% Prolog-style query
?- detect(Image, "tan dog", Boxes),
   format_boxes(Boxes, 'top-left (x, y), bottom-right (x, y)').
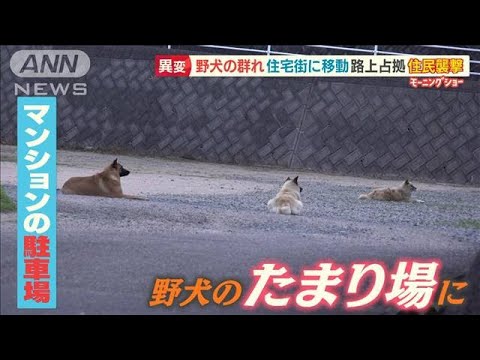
top-left (359, 179), bottom-right (424, 203)
top-left (267, 176), bottom-right (303, 215)
top-left (61, 159), bottom-right (146, 200)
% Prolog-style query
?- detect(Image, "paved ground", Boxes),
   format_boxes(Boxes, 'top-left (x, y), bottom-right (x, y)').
top-left (1, 144), bottom-right (479, 314)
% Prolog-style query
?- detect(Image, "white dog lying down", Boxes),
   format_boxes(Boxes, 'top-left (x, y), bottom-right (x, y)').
top-left (267, 176), bottom-right (303, 215)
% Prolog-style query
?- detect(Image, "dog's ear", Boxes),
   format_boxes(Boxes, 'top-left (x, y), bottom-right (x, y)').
top-left (285, 177), bottom-right (291, 182)
top-left (404, 179), bottom-right (409, 184)
top-left (112, 158), bottom-right (118, 167)
top-left (293, 176), bottom-right (299, 184)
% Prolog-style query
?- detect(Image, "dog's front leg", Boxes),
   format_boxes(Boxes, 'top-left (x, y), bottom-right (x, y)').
top-left (411, 199), bottom-right (425, 204)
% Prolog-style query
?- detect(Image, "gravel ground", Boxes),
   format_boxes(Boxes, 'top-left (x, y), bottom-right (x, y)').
top-left (1, 145), bottom-right (479, 314)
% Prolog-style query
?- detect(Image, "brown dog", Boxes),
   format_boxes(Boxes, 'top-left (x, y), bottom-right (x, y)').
top-left (358, 179), bottom-right (424, 203)
top-left (61, 159), bottom-right (146, 200)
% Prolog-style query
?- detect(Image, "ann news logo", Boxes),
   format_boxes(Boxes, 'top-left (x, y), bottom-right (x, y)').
top-left (10, 50), bottom-right (90, 96)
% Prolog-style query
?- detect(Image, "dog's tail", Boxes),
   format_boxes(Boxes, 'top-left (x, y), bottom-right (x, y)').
top-left (277, 205), bottom-right (292, 215)
top-left (358, 194), bottom-right (369, 200)
top-left (123, 194), bottom-right (148, 201)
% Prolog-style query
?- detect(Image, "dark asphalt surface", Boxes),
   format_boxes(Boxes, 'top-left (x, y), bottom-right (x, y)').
top-left (1, 179), bottom-right (479, 315)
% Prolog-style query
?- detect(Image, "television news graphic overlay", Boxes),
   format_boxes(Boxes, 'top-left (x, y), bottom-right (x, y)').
top-left (155, 55), bottom-right (470, 78)
top-left (17, 97), bottom-right (57, 308)
top-left (10, 50), bottom-right (89, 96)
top-left (147, 259), bottom-right (465, 312)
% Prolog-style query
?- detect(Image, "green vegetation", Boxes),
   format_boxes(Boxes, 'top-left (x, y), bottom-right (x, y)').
top-left (456, 219), bottom-right (480, 229)
top-left (0, 184), bottom-right (16, 212)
